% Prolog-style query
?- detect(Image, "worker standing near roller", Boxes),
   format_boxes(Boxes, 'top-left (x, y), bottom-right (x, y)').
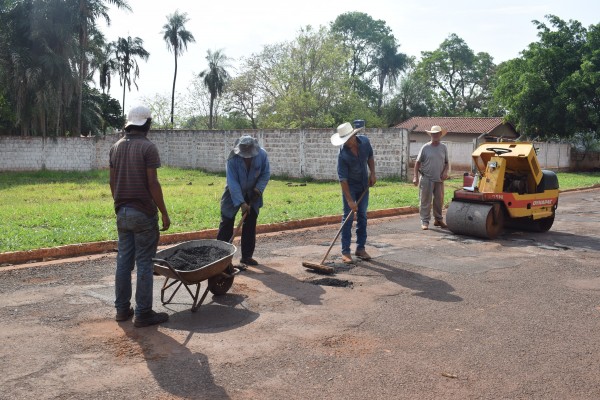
top-left (217, 135), bottom-right (270, 266)
top-left (331, 122), bottom-right (377, 264)
top-left (413, 125), bottom-right (449, 230)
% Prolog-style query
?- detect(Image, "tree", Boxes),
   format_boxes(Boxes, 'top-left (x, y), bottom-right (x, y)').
top-left (330, 11), bottom-right (397, 105)
top-left (224, 69), bottom-right (261, 129)
top-left (494, 15), bottom-right (588, 138)
top-left (114, 36), bottom-right (149, 115)
top-left (96, 42), bottom-right (116, 94)
top-left (0, 0), bottom-right (79, 136)
top-left (162, 10), bottom-right (195, 128)
top-left (199, 49), bottom-right (231, 129)
top-left (375, 37), bottom-right (408, 116)
top-left (73, 0), bottom-right (130, 134)
top-left (418, 34), bottom-right (496, 116)
top-left (385, 63), bottom-right (432, 124)
top-left (141, 92), bottom-right (183, 129)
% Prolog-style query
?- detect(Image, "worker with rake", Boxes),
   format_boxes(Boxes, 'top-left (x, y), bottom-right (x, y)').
top-left (331, 122), bottom-right (377, 264)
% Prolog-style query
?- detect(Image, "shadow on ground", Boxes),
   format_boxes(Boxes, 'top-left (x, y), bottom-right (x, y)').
top-left (120, 325), bottom-right (230, 399)
top-left (361, 259), bottom-right (463, 302)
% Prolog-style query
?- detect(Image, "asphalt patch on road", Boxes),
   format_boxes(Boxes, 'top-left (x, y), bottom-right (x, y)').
top-left (308, 278), bottom-right (353, 288)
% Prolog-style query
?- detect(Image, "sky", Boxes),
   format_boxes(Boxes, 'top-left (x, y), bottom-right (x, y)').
top-left (98, 0), bottom-right (600, 111)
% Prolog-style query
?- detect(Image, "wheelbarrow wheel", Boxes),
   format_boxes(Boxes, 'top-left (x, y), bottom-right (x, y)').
top-left (208, 265), bottom-right (235, 296)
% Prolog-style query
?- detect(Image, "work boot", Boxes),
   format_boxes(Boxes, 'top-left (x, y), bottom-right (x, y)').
top-left (355, 249), bottom-right (372, 260)
top-left (115, 307), bottom-right (134, 322)
top-left (341, 253), bottom-right (353, 264)
top-left (421, 224), bottom-right (429, 230)
top-left (240, 257), bottom-right (258, 266)
top-left (133, 310), bottom-right (169, 328)
top-left (434, 220), bottom-right (448, 229)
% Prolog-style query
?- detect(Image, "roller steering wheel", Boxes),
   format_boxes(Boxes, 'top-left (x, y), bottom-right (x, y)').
top-left (486, 147), bottom-right (512, 156)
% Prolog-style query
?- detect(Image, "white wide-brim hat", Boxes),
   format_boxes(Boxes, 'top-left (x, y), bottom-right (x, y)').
top-left (425, 125), bottom-right (447, 137)
top-left (330, 122), bottom-right (364, 146)
top-left (124, 105), bottom-right (152, 128)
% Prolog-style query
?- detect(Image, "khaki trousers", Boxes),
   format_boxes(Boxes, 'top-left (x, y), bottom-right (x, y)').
top-left (418, 176), bottom-right (444, 225)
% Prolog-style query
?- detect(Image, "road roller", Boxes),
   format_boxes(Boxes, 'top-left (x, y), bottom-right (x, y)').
top-left (446, 142), bottom-right (559, 239)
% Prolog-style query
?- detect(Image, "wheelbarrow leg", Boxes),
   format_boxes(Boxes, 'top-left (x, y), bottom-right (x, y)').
top-left (191, 285), bottom-right (211, 313)
top-left (161, 277), bottom-right (184, 305)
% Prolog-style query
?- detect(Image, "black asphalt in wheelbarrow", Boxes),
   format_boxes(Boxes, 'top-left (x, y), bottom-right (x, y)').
top-left (153, 239), bottom-right (238, 312)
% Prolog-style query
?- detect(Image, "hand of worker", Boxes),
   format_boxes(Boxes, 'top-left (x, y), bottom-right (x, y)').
top-left (160, 214), bottom-right (171, 231)
top-left (369, 174), bottom-right (377, 187)
top-left (412, 176), bottom-right (419, 186)
top-left (441, 172), bottom-right (449, 181)
top-left (349, 200), bottom-right (358, 213)
top-left (252, 187), bottom-right (262, 201)
top-left (240, 202), bottom-right (250, 215)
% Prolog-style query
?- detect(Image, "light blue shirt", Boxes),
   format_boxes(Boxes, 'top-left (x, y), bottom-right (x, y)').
top-left (220, 148), bottom-right (270, 219)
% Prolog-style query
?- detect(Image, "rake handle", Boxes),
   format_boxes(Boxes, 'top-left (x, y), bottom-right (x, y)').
top-left (319, 189), bottom-right (368, 265)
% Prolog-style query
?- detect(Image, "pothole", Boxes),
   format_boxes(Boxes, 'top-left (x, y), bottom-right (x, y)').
top-left (309, 278), bottom-right (353, 288)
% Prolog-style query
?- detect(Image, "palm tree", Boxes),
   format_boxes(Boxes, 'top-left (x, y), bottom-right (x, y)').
top-left (114, 36), bottom-right (149, 115)
top-left (376, 38), bottom-right (408, 116)
top-left (96, 42), bottom-right (116, 94)
top-left (73, 0), bottom-right (131, 134)
top-left (199, 49), bottom-right (231, 129)
top-left (162, 10), bottom-right (195, 128)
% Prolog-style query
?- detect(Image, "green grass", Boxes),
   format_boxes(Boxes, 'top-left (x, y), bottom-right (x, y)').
top-left (1, 168), bottom-right (599, 252)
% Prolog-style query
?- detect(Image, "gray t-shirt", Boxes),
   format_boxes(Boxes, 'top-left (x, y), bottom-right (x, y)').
top-left (416, 142), bottom-right (448, 182)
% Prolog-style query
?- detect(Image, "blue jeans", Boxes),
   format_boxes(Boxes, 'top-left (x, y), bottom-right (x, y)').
top-left (114, 207), bottom-right (159, 316)
top-left (341, 189), bottom-right (369, 255)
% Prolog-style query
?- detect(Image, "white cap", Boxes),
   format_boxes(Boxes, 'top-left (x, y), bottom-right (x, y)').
top-left (124, 105), bottom-right (151, 128)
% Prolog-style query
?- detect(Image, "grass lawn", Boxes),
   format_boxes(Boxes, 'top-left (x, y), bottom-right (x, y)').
top-left (1, 168), bottom-right (599, 252)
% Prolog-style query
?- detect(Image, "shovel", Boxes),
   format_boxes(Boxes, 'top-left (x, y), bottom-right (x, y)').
top-left (302, 190), bottom-right (368, 274)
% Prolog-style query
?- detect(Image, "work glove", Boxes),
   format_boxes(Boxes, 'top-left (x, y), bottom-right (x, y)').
top-left (252, 187), bottom-right (262, 201)
top-left (240, 202), bottom-right (251, 215)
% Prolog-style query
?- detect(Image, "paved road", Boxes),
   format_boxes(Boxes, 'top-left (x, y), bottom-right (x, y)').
top-left (1, 189), bottom-right (599, 399)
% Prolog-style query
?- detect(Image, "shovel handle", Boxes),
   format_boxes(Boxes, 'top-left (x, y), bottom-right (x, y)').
top-left (319, 189), bottom-right (368, 265)
top-left (229, 206), bottom-right (250, 244)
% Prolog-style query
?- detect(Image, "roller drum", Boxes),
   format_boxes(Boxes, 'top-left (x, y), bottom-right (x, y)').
top-left (446, 201), bottom-right (504, 239)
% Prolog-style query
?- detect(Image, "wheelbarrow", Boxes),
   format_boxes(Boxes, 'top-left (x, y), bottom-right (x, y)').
top-left (153, 239), bottom-right (238, 312)
top-left (152, 205), bottom-right (252, 312)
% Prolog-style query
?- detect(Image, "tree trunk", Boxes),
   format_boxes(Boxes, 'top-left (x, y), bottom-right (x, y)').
top-left (171, 51), bottom-right (178, 128)
top-left (209, 96), bottom-right (214, 129)
top-left (377, 74), bottom-right (385, 116)
top-left (122, 84), bottom-right (126, 118)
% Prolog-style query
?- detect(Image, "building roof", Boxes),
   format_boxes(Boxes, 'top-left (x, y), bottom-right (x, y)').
top-left (395, 117), bottom-right (518, 136)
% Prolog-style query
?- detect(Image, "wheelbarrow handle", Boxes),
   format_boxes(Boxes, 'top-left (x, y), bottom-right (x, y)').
top-left (153, 258), bottom-right (186, 283)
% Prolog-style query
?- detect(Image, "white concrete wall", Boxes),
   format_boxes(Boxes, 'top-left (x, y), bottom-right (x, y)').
top-left (0, 128), bottom-right (410, 180)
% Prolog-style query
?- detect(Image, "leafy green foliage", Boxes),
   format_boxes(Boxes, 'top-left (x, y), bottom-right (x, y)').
top-left (417, 34), bottom-right (496, 116)
top-left (494, 15), bottom-right (594, 139)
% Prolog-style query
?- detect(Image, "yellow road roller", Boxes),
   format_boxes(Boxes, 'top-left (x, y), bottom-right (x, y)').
top-left (446, 142), bottom-right (559, 239)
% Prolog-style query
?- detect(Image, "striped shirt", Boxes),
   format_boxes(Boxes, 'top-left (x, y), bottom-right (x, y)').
top-left (109, 133), bottom-right (161, 216)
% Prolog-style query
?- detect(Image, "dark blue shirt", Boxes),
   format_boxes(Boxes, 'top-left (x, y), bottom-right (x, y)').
top-left (337, 135), bottom-right (374, 192)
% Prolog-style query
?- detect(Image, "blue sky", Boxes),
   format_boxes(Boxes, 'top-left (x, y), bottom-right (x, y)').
top-left (100, 0), bottom-right (600, 109)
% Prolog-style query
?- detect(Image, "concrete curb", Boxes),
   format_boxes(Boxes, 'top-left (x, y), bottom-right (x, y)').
top-left (0, 206), bottom-right (418, 266)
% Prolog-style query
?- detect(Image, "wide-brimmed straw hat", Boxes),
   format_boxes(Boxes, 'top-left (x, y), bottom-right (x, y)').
top-left (124, 105), bottom-right (152, 128)
top-left (232, 135), bottom-right (260, 158)
top-left (425, 125), bottom-right (447, 137)
top-left (330, 122), bottom-right (364, 146)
